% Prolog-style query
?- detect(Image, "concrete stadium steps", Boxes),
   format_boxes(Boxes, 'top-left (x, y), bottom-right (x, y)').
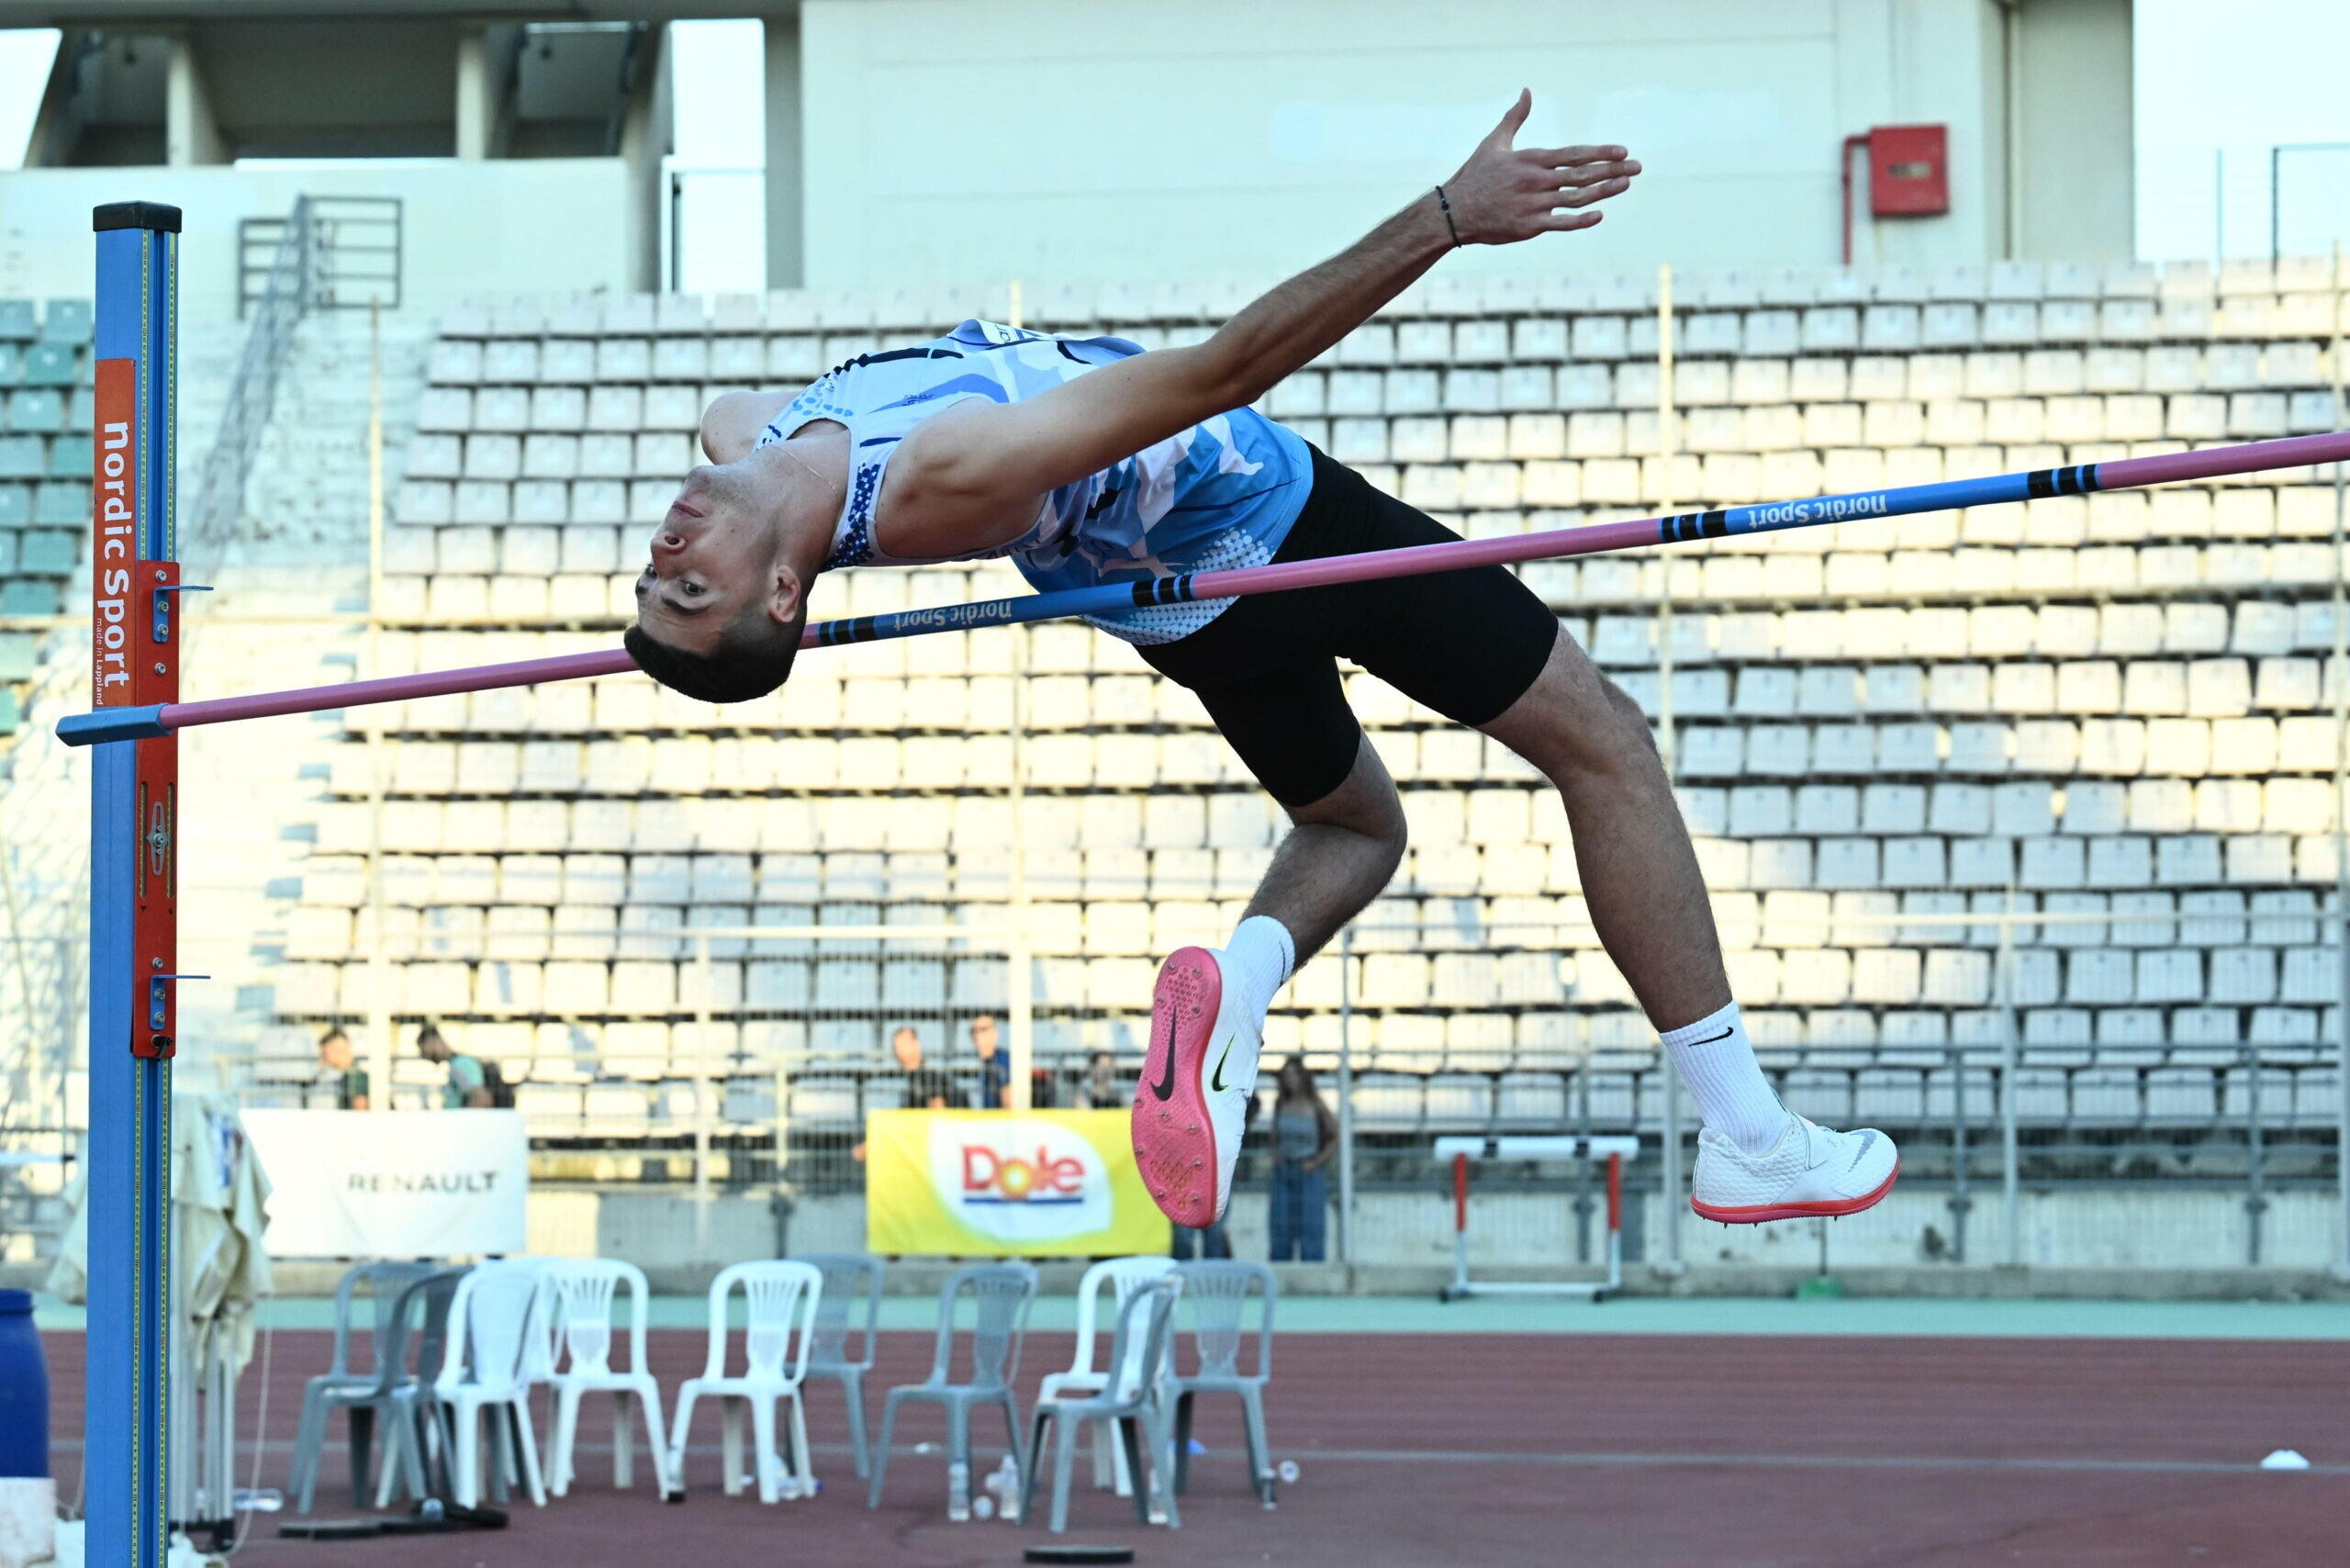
top-left (32, 260), bottom-right (2350, 1147)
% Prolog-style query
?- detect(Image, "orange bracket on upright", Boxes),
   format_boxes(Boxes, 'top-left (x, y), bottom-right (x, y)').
top-left (129, 561), bottom-right (179, 1058)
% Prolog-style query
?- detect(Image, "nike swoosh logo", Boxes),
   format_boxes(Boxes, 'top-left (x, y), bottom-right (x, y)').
top-left (1210, 1036), bottom-right (1235, 1094)
top-left (1686, 1026), bottom-right (1735, 1047)
top-left (1149, 1035), bottom-right (1180, 1101)
top-left (1847, 1130), bottom-right (1877, 1170)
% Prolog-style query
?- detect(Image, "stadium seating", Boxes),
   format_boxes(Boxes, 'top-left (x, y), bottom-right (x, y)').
top-left (223, 261), bottom-right (2350, 1143)
top-left (0, 299), bottom-right (96, 735)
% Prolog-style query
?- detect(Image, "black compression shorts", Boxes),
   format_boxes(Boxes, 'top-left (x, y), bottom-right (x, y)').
top-left (1137, 444), bottom-right (1561, 808)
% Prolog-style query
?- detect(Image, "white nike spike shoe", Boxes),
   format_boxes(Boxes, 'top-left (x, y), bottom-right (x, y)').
top-left (1690, 1115), bottom-right (1900, 1224)
top-left (1132, 946), bottom-right (1263, 1226)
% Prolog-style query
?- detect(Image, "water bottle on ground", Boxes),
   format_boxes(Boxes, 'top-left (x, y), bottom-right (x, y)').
top-left (992, 1453), bottom-right (1023, 1521)
top-left (947, 1457), bottom-right (970, 1522)
top-left (232, 1488), bottom-right (284, 1513)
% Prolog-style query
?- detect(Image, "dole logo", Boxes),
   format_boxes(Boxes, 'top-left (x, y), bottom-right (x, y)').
top-left (961, 1144), bottom-right (1085, 1204)
top-left (927, 1117), bottom-right (1111, 1245)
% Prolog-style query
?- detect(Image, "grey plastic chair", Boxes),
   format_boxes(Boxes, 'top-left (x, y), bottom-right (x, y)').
top-left (799, 1253), bottom-right (884, 1478)
top-left (287, 1262), bottom-right (439, 1512)
top-left (1168, 1260), bottom-right (1279, 1507)
top-left (1023, 1273), bottom-right (1184, 1534)
top-left (866, 1262), bottom-right (1036, 1516)
top-left (367, 1269), bottom-right (472, 1507)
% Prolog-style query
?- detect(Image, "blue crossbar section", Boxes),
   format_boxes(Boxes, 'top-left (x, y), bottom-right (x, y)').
top-left (806, 462), bottom-right (2106, 651)
top-left (1652, 461), bottom-right (2099, 543)
top-left (808, 579), bottom-right (1150, 647)
top-left (87, 207), bottom-right (175, 1568)
top-left (57, 706), bottom-right (168, 744)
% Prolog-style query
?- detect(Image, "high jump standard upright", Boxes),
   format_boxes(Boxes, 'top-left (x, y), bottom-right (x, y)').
top-left (85, 198), bottom-right (186, 1568)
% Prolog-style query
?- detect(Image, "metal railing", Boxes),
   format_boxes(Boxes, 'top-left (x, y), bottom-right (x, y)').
top-left (187, 196), bottom-right (403, 575)
top-left (2272, 142), bottom-right (2350, 263)
top-left (1326, 907), bottom-right (2350, 1273)
top-left (161, 901), bottom-right (2350, 1274)
top-left (0, 934), bottom-right (87, 1261)
top-left (235, 196), bottom-right (403, 318)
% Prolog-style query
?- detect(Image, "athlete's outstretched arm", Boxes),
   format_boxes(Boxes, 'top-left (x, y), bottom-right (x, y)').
top-left (884, 90), bottom-right (1638, 556)
top-left (699, 390), bottom-right (796, 462)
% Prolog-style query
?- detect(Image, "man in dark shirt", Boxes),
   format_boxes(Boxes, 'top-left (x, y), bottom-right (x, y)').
top-left (893, 1025), bottom-right (953, 1109)
top-left (319, 1026), bottom-right (369, 1110)
top-left (419, 1023), bottom-right (492, 1109)
top-left (969, 1014), bottom-right (1009, 1109)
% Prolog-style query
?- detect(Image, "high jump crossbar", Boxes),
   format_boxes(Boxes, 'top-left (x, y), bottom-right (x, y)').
top-left (54, 426), bottom-right (2350, 748)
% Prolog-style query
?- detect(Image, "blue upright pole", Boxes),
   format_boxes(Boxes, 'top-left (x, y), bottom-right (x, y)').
top-left (86, 199), bottom-right (182, 1568)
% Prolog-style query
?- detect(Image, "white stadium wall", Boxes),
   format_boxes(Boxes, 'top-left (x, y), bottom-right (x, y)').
top-left (795, 0), bottom-right (2059, 292)
top-left (0, 158), bottom-right (643, 321)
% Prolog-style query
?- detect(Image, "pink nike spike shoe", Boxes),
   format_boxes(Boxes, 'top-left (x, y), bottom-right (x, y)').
top-left (1133, 946), bottom-right (1260, 1226)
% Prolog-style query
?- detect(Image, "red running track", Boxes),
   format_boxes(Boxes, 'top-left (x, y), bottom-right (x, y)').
top-left (42, 1327), bottom-right (2350, 1567)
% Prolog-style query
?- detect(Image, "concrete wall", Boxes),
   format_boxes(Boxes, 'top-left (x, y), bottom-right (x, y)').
top-left (515, 1183), bottom-right (2342, 1283)
top-left (2012, 0), bottom-right (2132, 262)
top-left (791, 0), bottom-right (2036, 290)
top-left (0, 158), bottom-right (645, 321)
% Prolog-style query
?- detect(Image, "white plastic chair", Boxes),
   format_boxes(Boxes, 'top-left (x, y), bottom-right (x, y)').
top-left (1168, 1261), bottom-right (1279, 1508)
top-left (431, 1260), bottom-right (550, 1509)
top-left (1023, 1275), bottom-right (1185, 1534)
top-left (541, 1260), bottom-right (674, 1499)
top-left (1037, 1256), bottom-right (1177, 1495)
top-left (667, 1261), bottom-right (823, 1504)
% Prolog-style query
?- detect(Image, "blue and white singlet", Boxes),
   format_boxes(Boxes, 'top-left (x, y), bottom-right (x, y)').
top-left (755, 319), bottom-right (1313, 644)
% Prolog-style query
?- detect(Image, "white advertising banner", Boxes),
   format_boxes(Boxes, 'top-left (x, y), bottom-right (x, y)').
top-left (238, 1110), bottom-right (529, 1258)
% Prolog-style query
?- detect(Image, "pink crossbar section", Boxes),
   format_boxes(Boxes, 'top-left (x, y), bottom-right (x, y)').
top-left (2095, 431), bottom-right (2350, 488)
top-left (1189, 514), bottom-right (1659, 599)
top-left (157, 646), bottom-right (641, 731)
top-left (140, 427), bottom-right (2350, 735)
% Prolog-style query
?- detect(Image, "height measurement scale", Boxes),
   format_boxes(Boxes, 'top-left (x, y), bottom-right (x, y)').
top-left (87, 198), bottom-right (188, 1568)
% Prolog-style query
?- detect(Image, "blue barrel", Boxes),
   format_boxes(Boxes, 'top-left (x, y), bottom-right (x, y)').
top-left (0, 1289), bottom-right (49, 1478)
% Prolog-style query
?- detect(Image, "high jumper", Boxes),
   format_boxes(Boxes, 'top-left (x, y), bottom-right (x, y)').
top-left (621, 92), bottom-right (1892, 1228)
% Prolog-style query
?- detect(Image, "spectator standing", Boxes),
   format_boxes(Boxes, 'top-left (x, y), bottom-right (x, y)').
top-left (319, 1026), bottom-right (369, 1110)
top-left (1268, 1055), bottom-right (1337, 1262)
top-left (1076, 1049), bottom-right (1120, 1110)
top-left (893, 1025), bottom-right (954, 1109)
top-left (418, 1024), bottom-right (492, 1109)
top-left (969, 1014), bottom-right (1009, 1109)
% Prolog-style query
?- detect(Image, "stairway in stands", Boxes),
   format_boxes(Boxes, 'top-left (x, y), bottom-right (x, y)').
top-left (2, 306), bottom-right (434, 1115)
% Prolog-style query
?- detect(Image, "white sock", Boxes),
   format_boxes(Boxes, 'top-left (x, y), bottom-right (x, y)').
top-left (1658, 1002), bottom-right (1791, 1155)
top-left (1219, 915), bottom-right (1295, 1022)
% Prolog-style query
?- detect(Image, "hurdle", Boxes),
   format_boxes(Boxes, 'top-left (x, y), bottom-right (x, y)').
top-left (1435, 1136), bottom-right (1639, 1303)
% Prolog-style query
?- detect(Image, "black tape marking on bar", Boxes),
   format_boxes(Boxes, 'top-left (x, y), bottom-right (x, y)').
top-left (2026, 463), bottom-right (2100, 498)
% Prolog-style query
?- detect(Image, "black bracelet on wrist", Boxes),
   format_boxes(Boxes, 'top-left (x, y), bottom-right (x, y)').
top-left (1434, 184), bottom-right (1463, 247)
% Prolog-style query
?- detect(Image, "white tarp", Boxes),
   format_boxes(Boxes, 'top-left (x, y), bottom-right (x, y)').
top-left (47, 1093), bottom-right (274, 1366)
top-left (237, 1110), bottom-right (528, 1258)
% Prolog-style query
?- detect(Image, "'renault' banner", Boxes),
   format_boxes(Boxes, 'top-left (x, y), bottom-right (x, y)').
top-left (865, 1110), bottom-right (1171, 1257)
top-left (239, 1109), bottom-right (530, 1257)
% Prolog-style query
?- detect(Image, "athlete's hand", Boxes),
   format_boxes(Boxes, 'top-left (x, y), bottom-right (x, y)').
top-left (1438, 89), bottom-right (1639, 245)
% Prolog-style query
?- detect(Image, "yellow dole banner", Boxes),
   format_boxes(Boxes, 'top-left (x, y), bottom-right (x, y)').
top-left (865, 1109), bottom-right (1172, 1257)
